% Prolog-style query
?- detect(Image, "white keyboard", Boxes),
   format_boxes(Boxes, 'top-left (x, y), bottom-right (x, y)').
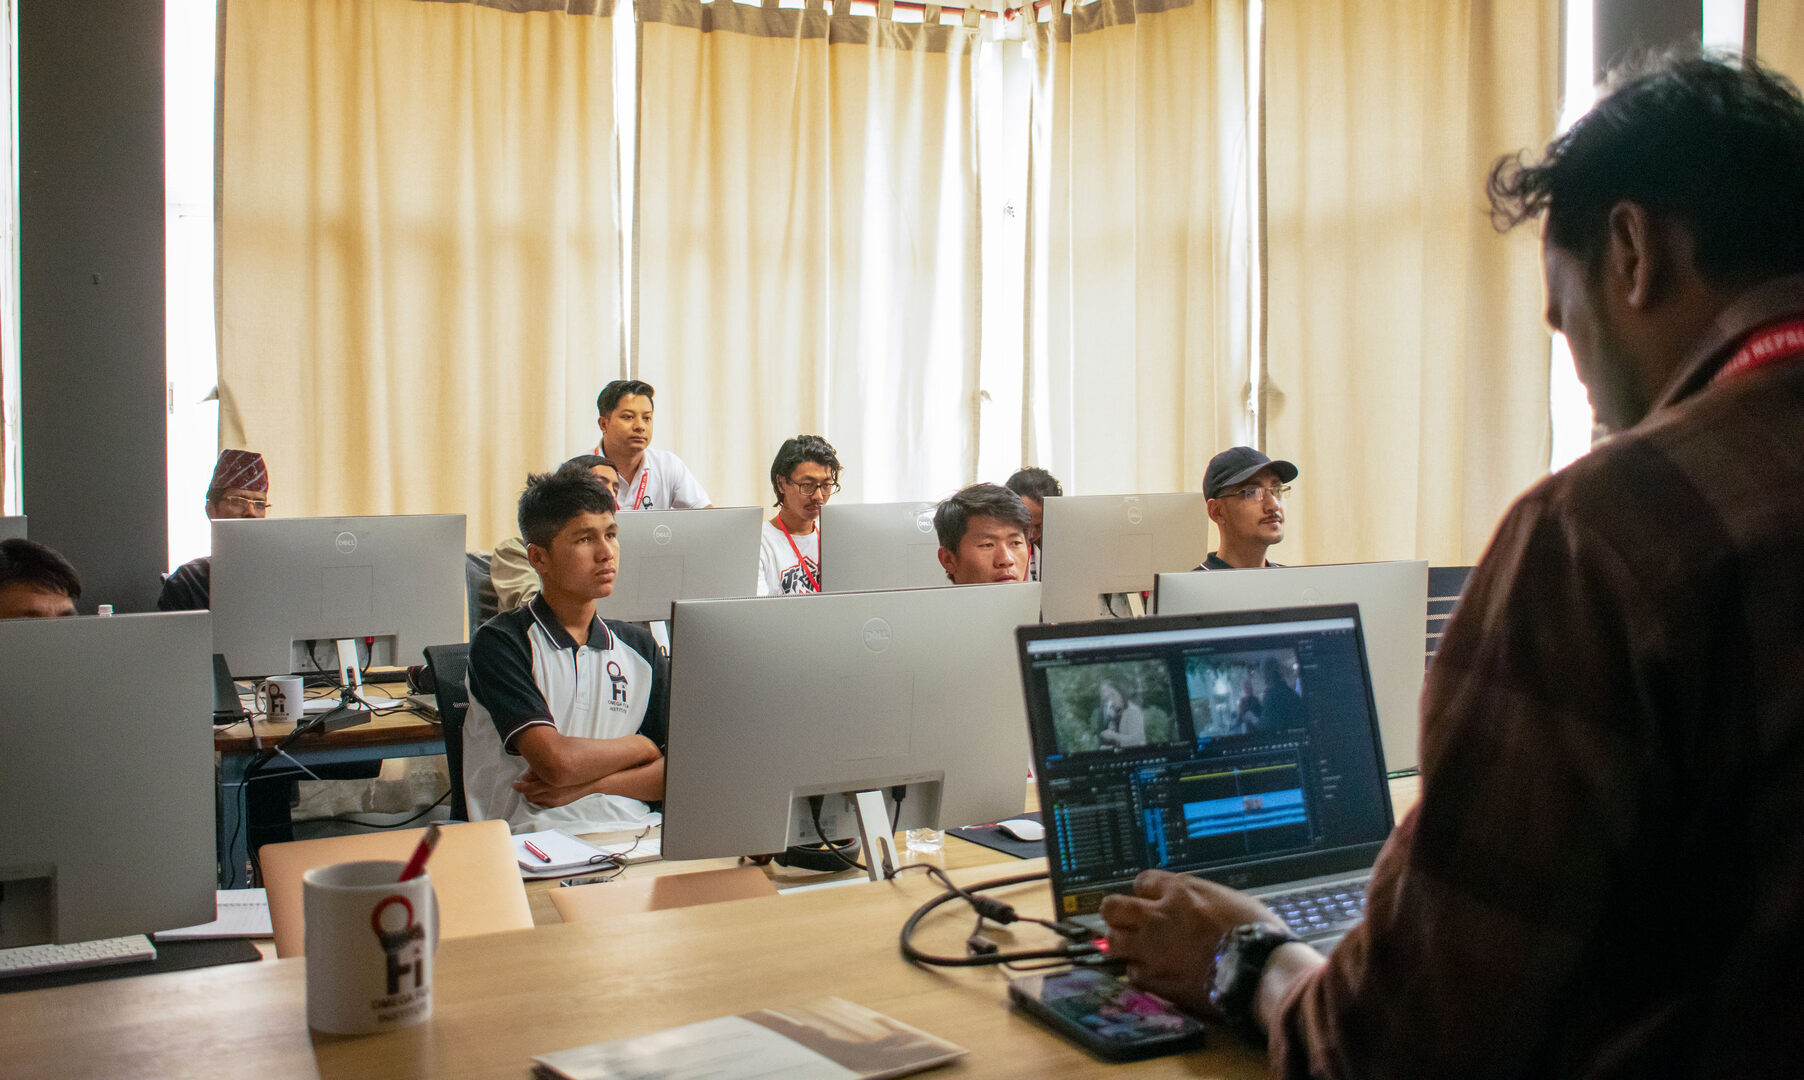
top-left (0, 934), bottom-right (158, 979)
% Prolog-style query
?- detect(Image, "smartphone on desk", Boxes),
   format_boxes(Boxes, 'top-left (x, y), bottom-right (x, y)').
top-left (1008, 967), bottom-right (1208, 1062)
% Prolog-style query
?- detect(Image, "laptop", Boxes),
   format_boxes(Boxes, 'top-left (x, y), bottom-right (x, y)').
top-left (1016, 604), bottom-right (1395, 949)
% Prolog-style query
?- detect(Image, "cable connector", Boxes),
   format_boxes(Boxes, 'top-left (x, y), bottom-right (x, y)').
top-left (965, 934), bottom-right (1000, 957)
top-left (969, 895), bottom-right (1020, 925)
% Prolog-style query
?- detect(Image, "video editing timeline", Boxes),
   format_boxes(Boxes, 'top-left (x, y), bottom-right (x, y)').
top-left (1027, 614), bottom-right (1392, 910)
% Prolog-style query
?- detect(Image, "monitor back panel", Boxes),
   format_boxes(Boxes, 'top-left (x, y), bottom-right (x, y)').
top-left (592, 507), bottom-right (762, 623)
top-left (0, 612), bottom-right (215, 943)
top-left (0, 515), bottom-right (24, 540)
top-left (211, 514), bottom-right (466, 678)
top-left (819, 501), bottom-right (953, 592)
top-left (661, 583), bottom-right (1043, 859)
top-left (1155, 560), bottom-right (1428, 774)
top-left (1038, 494), bottom-right (1209, 623)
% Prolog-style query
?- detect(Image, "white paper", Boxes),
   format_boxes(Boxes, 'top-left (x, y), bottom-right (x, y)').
top-left (536, 1016), bottom-right (858, 1080)
top-left (154, 889), bottom-right (272, 940)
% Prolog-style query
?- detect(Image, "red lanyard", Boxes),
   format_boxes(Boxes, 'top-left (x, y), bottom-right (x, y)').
top-left (629, 468), bottom-right (651, 511)
top-left (777, 518), bottom-right (820, 592)
top-left (1713, 317), bottom-right (1804, 385)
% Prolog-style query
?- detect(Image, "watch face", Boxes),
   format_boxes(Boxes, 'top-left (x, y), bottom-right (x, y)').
top-left (1210, 927), bottom-right (1246, 1001)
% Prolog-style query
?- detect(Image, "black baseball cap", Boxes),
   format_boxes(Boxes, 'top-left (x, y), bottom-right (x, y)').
top-left (1204, 446), bottom-right (1298, 499)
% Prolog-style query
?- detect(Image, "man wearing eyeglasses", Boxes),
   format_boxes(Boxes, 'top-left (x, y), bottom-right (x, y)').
top-left (1197, 446), bottom-right (1298, 571)
top-left (757, 435), bottom-right (841, 595)
top-left (158, 448), bottom-right (271, 611)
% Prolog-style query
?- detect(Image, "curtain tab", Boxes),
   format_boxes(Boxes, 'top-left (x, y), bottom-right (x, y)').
top-left (878, 0), bottom-right (894, 19)
top-left (962, 3), bottom-right (979, 28)
top-left (804, 0), bottom-right (825, 11)
top-left (763, 0), bottom-right (780, 10)
top-left (925, 2), bottom-right (942, 24)
top-left (832, 0), bottom-right (850, 14)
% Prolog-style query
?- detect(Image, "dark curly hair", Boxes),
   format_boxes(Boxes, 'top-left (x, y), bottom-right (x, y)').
top-left (1487, 50), bottom-right (1804, 286)
top-left (769, 435), bottom-right (842, 507)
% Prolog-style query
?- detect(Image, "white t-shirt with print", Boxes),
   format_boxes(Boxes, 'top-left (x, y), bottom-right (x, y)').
top-left (757, 519), bottom-right (821, 596)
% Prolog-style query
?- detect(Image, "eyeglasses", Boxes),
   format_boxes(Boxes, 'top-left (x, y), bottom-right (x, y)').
top-left (1226, 484), bottom-right (1290, 502)
top-left (218, 495), bottom-right (271, 513)
top-left (787, 479), bottom-right (841, 498)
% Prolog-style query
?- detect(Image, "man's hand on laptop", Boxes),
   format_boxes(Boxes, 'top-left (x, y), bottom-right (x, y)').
top-left (1100, 870), bottom-right (1293, 1018)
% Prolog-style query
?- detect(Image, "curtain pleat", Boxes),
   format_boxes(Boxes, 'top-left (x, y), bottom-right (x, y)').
top-left (1262, 0), bottom-right (1560, 565)
top-left (634, 0), bottom-right (981, 506)
top-left (220, 0), bottom-right (621, 550)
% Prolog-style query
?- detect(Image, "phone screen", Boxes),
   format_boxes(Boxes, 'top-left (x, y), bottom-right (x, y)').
top-left (1010, 968), bottom-right (1206, 1053)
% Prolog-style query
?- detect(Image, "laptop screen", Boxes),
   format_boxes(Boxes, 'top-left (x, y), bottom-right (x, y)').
top-left (1017, 605), bottom-right (1394, 918)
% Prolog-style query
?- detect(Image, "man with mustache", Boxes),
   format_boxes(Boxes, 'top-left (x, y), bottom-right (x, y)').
top-left (1198, 447), bottom-right (1297, 570)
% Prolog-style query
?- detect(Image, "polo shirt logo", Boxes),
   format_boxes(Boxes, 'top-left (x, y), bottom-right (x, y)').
top-left (606, 659), bottom-right (630, 710)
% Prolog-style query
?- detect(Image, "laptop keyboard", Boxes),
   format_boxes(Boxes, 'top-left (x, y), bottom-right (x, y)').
top-left (1269, 880), bottom-right (1368, 939)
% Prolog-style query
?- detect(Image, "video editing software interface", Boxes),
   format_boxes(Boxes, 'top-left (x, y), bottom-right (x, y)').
top-left (1022, 612), bottom-right (1392, 915)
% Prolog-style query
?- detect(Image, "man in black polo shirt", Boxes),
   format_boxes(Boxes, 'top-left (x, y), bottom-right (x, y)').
top-left (1198, 446), bottom-right (1298, 570)
top-left (463, 466), bottom-right (667, 833)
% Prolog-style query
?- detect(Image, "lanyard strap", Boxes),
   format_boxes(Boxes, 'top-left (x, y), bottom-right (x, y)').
top-left (1712, 317), bottom-right (1804, 385)
top-left (777, 518), bottom-right (820, 592)
top-left (630, 467), bottom-right (651, 510)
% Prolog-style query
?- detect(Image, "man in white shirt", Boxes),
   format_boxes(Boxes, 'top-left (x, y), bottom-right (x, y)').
top-left (757, 435), bottom-right (841, 595)
top-left (594, 379), bottom-right (712, 510)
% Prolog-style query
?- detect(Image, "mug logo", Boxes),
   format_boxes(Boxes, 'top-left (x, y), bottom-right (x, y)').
top-left (913, 511), bottom-right (935, 534)
top-left (335, 531), bottom-right (359, 555)
top-left (653, 525), bottom-right (674, 546)
top-left (862, 618), bottom-right (892, 653)
top-left (267, 685), bottom-right (288, 717)
top-left (606, 660), bottom-right (630, 707)
top-left (1126, 504), bottom-right (1144, 526)
top-left (370, 895), bottom-right (425, 996)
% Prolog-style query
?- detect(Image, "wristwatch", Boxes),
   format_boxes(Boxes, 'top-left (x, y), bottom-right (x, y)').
top-left (1208, 922), bottom-right (1303, 1038)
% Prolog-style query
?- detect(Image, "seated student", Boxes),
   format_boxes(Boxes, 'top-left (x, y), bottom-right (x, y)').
top-left (934, 483), bottom-right (1033, 585)
top-left (594, 379), bottom-right (713, 510)
top-left (1198, 446), bottom-right (1297, 570)
top-left (158, 448), bottom-right (269, 610)
top-left (490, 455), bottom-right (620, 612)
top-left (463, 466), bottom-right (667, 833)
top-left (0, 538), bottom-right (81, 619)
top-left (1004, 466), bottom-right (1063, 582)
top-left (757, 435), bottom-right (841, 596)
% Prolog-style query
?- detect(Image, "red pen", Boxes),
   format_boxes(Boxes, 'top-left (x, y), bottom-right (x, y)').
top-left (523, 839), bottom-right (552, 863)
top-left (398, 822), bottom-right (442, 882)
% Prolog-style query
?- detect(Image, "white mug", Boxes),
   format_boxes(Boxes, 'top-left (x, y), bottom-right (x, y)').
top-left (255, 675), bottom-right (305, 724)
top-left (302, 860), bottom-right (439, 1034)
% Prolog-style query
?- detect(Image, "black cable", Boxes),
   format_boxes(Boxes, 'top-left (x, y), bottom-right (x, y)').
top-left (897, 866), bottom-right (1102, 968)
top-left (808, 796), bottom-right (866, 872)
top-left (293, 788), bottom-right (449, 829)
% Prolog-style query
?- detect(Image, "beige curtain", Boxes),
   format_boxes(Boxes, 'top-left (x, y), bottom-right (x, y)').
top-left (1025, 0), bottom-right (1252, 496)
top-left (1757, 0), bottom-right (1804, 85)
top-left (220, 0), bottom-right (621, 551)
top-left (1263, 0), bottom-right (1560, 566)
top-left (634, 0), bottom-right (982, 506)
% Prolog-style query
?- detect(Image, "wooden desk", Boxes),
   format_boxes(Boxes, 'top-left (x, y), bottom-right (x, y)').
top-left (215, 692), bottom-right (445, 886)
top-left (2, 860), bottom-right (1267, 1080)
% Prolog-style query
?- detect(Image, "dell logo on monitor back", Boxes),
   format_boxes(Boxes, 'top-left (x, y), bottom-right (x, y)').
top-left (862, 618), bottom-right (892, 653)
top-left (653, 525), bottom-right (674, 546)
top-left (335, 532), bottom-right (358, 555)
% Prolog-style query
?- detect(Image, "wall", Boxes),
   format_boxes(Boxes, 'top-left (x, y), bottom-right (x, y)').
top-left (18, 1), bottom-right (168, 612)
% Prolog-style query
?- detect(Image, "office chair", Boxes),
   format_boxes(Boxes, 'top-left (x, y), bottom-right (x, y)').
top-left (423, 642), bottom-right (472, 822)
top-left (464, 551), bottom-right (499, 636)
top-left (1425, 565), bottom-right (1474, 669)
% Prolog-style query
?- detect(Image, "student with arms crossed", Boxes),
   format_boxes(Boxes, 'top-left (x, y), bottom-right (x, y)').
top-left (757, 435), bottom-right (841, 595)
top-left (464, 466), bottom-right (666, 833)
top-left (934, 483), bottom-right (1032, 585)
top-left (1101, 53), bottom-right (1804, 1077)
top-left (594, 379), bottom-right (712, 510)
top-left (0, 538), bottom-right (81, 619)
top-left (490, 455), bottom-right (620, 612)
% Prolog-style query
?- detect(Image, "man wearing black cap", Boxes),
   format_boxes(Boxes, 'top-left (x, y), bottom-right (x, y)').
top-left (1198, 446), bottom-right (1298, 570)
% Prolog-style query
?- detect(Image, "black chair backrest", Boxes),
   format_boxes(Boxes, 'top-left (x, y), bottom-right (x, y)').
top-left (423, 642), bottom-right (473, 822)
top-left (1425, 565), bottom-right (1475, 670)
top-left (464, 552), bottom-right (499, 637)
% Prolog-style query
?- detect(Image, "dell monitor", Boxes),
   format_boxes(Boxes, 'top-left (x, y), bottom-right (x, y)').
top-left (211, 514), bottom-right (466, 679)
top-left (818, 501), bottom-right (955, 592)
top-left (0, 612), bottom-right (215, 949)
top-left (591, 507), bottom-right (762, 623)
top-left (1038, 493), bottom-right (1209, 622)
top-left (0, 516), bottom-right (24, 540)
top-left (1154, 560), bottom-right (1429, 774)
top-left (661, 582), bottom-right (1044, 879)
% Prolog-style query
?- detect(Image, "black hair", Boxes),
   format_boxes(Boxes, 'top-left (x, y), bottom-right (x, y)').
top-left (0, 538), bottom-right (82, 601)
top-left (1488, 50), bottom-right (1804, 285)
top-left (933, 483), bottom-right (1032, 551)
top-left (562, 454), bottom-right (618, 474)
top-left (596, 379), bottom-right (656, 417)
top-left (769, 435), bottom-right (843, 507)
top-left (516, 465), bottom-right (618, 549)
top-left (1005, 467), bottom-right (1063, 501)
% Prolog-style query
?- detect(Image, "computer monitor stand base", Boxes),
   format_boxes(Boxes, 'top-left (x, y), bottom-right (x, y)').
top-left (850, 790), bottom-right (900, 883)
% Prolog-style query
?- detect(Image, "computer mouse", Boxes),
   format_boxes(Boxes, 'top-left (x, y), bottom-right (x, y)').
top-left (996, 818), bottom-right (1045, 843)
